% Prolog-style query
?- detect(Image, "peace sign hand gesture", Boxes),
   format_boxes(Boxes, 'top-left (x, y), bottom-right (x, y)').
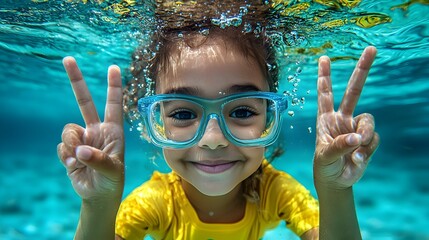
top-left (57, 57), bottom-right (125, 200)
top-left (314, 46), bottom-right (380, 190)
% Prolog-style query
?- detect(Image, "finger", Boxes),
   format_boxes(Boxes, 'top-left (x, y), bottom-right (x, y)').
top-left (352, 132), bottom-right (380, 165)
top-left (58, 143), bottom-right (86, 175)
top-left (75, 145), bottom-right (123, 179)
top-left (63, 56), bottom-right (100, 126)
top-left (57, 142), bottom-right (74, 162)
top-left (318, 133), bottom-right (362, 165)
top-left (64, 157), bottom-right (86, 177)
top-left (61, 123), bottom-right (85, 149)
top-left (339, 46), bottom-right (377, 116)
top-left (355, 113), bottom-right (375, 145)
top-left (104, 65), bottom-right (123, 124)
top-left (317, 56), bottom-right (334, 115)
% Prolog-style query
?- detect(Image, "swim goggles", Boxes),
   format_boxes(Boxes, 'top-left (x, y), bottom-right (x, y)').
top-left (138, 91), bottom-right (288, 149)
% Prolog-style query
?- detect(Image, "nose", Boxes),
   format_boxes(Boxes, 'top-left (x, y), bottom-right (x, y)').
top-left (197, 118), bottom-right (229, 150)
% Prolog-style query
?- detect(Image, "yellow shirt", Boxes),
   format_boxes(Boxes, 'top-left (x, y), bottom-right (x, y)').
top-left (116, 161), bottom-right (319, 239)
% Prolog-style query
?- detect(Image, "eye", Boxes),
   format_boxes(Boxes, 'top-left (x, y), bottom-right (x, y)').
top-left (169, 109), bottom-right (196, 120)
top-left (230, 107), bottom-right (257, 119)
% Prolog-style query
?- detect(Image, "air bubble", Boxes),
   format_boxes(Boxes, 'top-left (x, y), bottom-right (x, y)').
top-left (266, 63), bottom-right (273, 71)
top-left (253, 23), bottom-right (262, 35)
top-left (292, 97), bottom-right (299, 105)
top-left (199, 28), bottom-right (209, 35)
top-left (288, 110), bottom-right (295, 117)
top-left (230, 17), bottom-right (242, 27)
top-left (211, 18), bottom-right (220, 25)
top-left (136, 123), bottom-right (144, 132)
top-left (243, 22), bottom-right (252, 33)
top-left (283, 90), bottom-right (291, 96)
top-left (239, 6), bottom-right (248, 15)
top-left (307, 127), bottom-right (312, 133)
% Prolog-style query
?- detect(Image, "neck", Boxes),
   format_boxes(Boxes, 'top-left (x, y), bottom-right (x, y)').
top-left (181, 180), bottom-right (246, 223)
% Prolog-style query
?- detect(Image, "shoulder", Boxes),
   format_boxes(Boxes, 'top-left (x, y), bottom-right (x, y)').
top-left (128, 171), bottom-right (179, 198)
top-left (116, 171), bottom-right (180, 238)
top-left (259, 160), bottom-right (316, 202)
top-left (120, 171), bottom-right (181, 211)
top-left (260, 161), bottom-right (299, 189)
top-left (258, 161), bottom-right (319, 236)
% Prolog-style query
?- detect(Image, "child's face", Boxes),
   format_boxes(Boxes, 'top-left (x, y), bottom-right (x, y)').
top-left (157, 37), bottom-right (268, 196)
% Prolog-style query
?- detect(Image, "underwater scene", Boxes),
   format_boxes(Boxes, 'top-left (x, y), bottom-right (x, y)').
top-left (0, 0), bottom-right (428, 239)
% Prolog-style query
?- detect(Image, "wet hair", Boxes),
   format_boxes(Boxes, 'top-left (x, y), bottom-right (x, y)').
top-left (154, 26), bottom-right (278, 92)
top-left (123, 25), bottom-right (279, 123)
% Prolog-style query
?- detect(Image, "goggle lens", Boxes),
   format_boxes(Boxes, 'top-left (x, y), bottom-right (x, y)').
top-left (148, 96), bottom-right (278, 146)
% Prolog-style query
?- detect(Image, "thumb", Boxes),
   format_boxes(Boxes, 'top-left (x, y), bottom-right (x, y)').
top-left (76, 145), bottom-right (123, 179)
top-left (319, 133), bottom-right (362, 165)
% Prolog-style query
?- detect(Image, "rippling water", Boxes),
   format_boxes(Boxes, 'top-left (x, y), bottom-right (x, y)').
top-left (1, 1), bottom-right (428, 239)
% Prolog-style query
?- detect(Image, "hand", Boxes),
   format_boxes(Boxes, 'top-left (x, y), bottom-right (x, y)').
top-left (57, 57), bottom-right (125, 200)
top-left (314, 46), bottom-right (380, 190)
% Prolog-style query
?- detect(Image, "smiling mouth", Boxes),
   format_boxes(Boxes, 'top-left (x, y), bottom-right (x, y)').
top-left (192, 161), bottom-right (237, 174)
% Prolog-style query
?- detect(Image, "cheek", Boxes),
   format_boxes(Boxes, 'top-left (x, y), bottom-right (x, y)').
top-left (242, 147), bottom-right (265, 161)
top-left (163, 149), bottom-right (181, 161)
top-left (163, 148), bottom-right (190, 168)
top-left (163, 150), bottom-right (178, 172)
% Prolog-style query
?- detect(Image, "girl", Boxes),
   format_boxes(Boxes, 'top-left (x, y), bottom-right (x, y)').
top-left (58, 10), bottom-right (379, 240)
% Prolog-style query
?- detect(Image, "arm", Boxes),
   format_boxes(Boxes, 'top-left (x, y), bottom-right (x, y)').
top-left (301, 227), bottom-right (319, 240)
top-left (75, 197), bottom-right (122, 240)
top-left (313, 46), bottom-right (380, 239)
top-left (57, 57), bottom-right (125, 240)
top-left (315, 186), bottom-right (360, 239)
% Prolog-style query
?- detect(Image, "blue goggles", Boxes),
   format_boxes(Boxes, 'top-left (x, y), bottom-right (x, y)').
top-left (137, 91), bottom-right (288, 149)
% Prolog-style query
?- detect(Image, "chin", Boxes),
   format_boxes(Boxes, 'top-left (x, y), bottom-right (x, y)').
top-left (193, 181), bottom-right (239, 197)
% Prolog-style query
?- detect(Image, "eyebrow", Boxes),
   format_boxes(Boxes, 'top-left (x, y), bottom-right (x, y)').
top-left (227, 84), bottom-right (261, 94)
top-left (163, 86), bottom-right (200, 95)
top-left (163, 84), bottom-right (262, 96)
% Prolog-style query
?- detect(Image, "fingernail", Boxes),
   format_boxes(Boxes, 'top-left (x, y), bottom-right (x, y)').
top-left (65, 157), bottom-right (75, 167)
top-left (353, 152), bottom-right (364, 163)
top-left (346, 134), bottom-right (362, 146)
top-left (76, 146), bottom-right (92, 161)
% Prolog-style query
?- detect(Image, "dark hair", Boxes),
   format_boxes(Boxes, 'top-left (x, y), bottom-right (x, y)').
top-left (123, 25), bottom-right (278, 120)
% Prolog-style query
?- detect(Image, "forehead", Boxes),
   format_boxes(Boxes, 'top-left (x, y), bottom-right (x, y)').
top-left (156, 37), bottom-right (268, 97)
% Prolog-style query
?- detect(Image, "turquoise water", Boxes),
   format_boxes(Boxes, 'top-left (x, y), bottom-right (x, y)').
top-left (1, 0), bottom-right (428, 239)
